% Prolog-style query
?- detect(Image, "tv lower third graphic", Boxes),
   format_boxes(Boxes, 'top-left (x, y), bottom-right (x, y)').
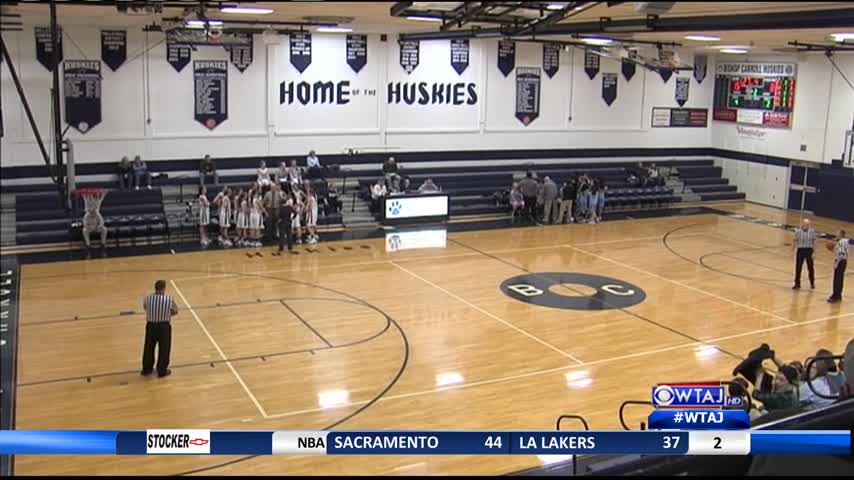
top-left (648, 410), bottom-right (751, 430)
top-left (0, 430), bottom-right (849, 456)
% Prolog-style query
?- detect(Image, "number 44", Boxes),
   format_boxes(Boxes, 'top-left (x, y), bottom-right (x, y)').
top-left (485, 436), bottom-right (502, 449)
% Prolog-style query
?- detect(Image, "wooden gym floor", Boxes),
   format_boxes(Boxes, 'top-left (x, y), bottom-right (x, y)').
top-left (13, 203), bottom-right (854, 476)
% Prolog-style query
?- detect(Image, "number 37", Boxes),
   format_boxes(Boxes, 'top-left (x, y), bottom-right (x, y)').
top-left (663, 436), bottom-right (680, 449)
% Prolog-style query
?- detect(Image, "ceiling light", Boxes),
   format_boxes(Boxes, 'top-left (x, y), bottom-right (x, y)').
top-left (831, 33), bottom-right (854, 42)
top-left (406, 15), bottom-right (444, 22)
top-left (315, 26), bottom-right (353, 33)
top-left (719, 48), bottom-right (748, 54)
top-left (187, 20), bottom-right (223, 27)
top-left (220, 6), bottom-right (273, 15)
top-left (547, 2), bottom-right (566, 10)
top-left (580, 37), bottom-right (613, 46)
top-left (684, 35), bottom-right (720, 41)
top-left (575, 5), bottom-right (585, 10)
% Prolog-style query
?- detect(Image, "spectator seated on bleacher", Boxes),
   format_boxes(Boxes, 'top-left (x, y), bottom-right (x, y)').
top-left (370, 178), bottom-right (387, 213)
top-left (132, 155), bottom-right (152, 190)
top-left (200, 154), bottom-right (219, 186)
top-left (382, 157), bottom-right (401, 180)
top-left (417, 178), bottom-right (440, 194)
top-left (118, 156), bottom-right (132, 189)
top-left (799, 349), bottom-right (840, 410)
top-left (647, 163), bottom-right (664, 187)
top-left (732, 344), bottom-right (801, 415)
top-left (323, 182), bottom-right (342, 216)
top-left (306, 150), bottom-right (323, 179)
top-left (257, 161), bottom-right (273, 188)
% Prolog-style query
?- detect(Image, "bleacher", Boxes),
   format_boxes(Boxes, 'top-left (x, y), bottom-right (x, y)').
top-left (14, 189), bottom-right (169, 247)
top-left (677, 164), bottom-right (746, 202)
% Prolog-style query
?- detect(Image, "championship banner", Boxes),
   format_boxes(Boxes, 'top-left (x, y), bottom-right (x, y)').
top-left (602, 73), bottom-right (617, 106)
top-left (228, 33), bottom-right (253, 73)
top-left (659, 68), bottom-right (673, 83)
top-left (543, 43), bottom-right (560, 78)
top-left (100, 30), bottom-right (126, 72)
top-left (584, 49), bottom-right (599, 80)
top-left (693, 54), bottom-right (707, 84)
top-left (290, 33), bottom-right (312, 73)
top-left (193, 60), bottom-right (228, 130)
top-left (515, 67), bottom-right (541, 126)
top-left (675, 77), bottom-right (689, 106)
top-left (63, 60), bottom-right (102, 134)
top-left (400, 40), bottom-right (419, 74)
top-left (497, 40), bottom-right (515, 77)
top-left (34, 26), bottom-right (63, 72)
top-left (621, 54), bottom-right (636, 82)
top-left (166, 36), bottom-right (191, 73)
top-left (346, 34), bottom-right (367, 73)
top-left (450, 39), bottom-right (469, 75)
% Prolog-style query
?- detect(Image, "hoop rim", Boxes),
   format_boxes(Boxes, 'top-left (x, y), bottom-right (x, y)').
top-left (76, 187), bottom-right (110, 197)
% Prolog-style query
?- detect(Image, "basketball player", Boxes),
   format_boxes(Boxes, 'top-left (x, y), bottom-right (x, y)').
top-left (198, 186), bottom-right (210, 247)
top-left (305, 186), bottom-right (319, 244)
top-left (236, 194), bottom-right (249, 247)
top-left (249, 191), bottom-right (264, 248)
top-left (257, 161), bottom-right (273, 188)
top-left (291, 189), bottom-right (304, 244)
top-left (81, 198), bottom-right (107, 250)
top-left (214, 187), bottom-right (232, 247)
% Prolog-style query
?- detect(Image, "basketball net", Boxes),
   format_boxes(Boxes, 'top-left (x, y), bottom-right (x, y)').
top-left (78, 188), bottom-right (108, 214)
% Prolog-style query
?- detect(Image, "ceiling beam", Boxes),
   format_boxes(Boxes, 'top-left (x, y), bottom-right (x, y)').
top-left (400, 7), bottom-right (854, 41)
top-left (390, 2), bottom-right (414, 18)
top-left (440, 2), bottom-right (492, 32)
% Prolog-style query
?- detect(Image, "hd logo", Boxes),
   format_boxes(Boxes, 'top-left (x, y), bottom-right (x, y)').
top-left (499, 272), bottom-right (646, 310)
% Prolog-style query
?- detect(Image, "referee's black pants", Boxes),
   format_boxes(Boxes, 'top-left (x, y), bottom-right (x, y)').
top-left (794, 247), bottom-right (815, 287)
top-left (523, 196), bottom-right (537, 223)
top-left (831, 259), bottom-right (847, 300)
top-left (277, 218), bottom-right (293, 252)
top-left (142, 322), bottom-right (171, 375)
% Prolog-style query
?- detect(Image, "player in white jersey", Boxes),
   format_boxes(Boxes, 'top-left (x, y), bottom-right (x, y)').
top-left (249, 193), bottom-right (264, 248)
top-left (214, 187), bottom-right (232, 247)
top-left (291, 190), bottom-right (304, 244)
top-left (236, 195), bottom-right (250, 247)
top-left (198, 186), bottom-right (211, 247)
top-left (305, 187), bottom-right (319, 244)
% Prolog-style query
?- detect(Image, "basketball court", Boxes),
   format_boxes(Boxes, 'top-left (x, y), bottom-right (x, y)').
top-left (12, 203), bottom-right (853, 476)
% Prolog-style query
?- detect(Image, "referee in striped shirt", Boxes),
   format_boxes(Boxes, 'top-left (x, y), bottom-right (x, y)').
top-left (828, 230), bottom-right (849, 304)
top-left (141, 280), bottom-right (178, 378)
top-left (792, 219), bottom-right (817, 290)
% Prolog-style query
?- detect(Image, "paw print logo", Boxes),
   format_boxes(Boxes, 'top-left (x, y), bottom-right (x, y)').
top-left (389, 200), bottom-right (402, 216)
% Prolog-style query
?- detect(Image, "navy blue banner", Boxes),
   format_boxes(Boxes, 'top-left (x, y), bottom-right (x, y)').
top-left (584, 49), bottom-right (599, 80)
top-left (290, 32), bottom-right (312, 73)
top-left (497, 40), bottom-right (515, 77)
top-left (543, 43), bottom-right (560, 78)
top-left (193, 60), bottom-right (228, 130)
top-left (602, 73), bottom-right (617, 106)
top-left (63, 60), bottom-right (102, 134)
top-left (100, 30), bottom-right (126, 72)
top-left (451, 39), bottom-right (469, 75)
top-left (622, 50), bottom-right (637, 81)
top-left (34, 26), bottom-right (63, 72)
top-left (675, 77), bottom-right (689, 106)
top-left (648, 410), bottom-right (750, 430)
top-left (400, 40), bottom-right (419, 74)
top-left (693, 54), bottom-right (707, 84)
top-left (346, 34), bottom-right (367, 73)
top-left (515, 67), bottom-right (541, 126)
top-left (659, 68), bottom-right (673, 83)
top-left (166, 36), bottom-right (191, 73)
top-left (228, 33), bottom-right (253, 73)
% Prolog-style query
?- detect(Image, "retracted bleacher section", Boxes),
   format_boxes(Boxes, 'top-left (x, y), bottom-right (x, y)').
top-left (15, 189), bottom-right (169, 247)
top-left (678, 164), bottom-right (746, 202)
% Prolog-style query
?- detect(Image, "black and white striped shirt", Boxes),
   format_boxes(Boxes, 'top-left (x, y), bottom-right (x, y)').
top-left (834, 238), bottom-right (849, 263)
top-left (794, 228), bottom-right (817, 249)
top-left (143, 293), bottom-right (178, 323)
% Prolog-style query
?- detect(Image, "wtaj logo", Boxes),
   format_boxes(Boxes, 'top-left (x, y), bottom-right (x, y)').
top-left (146, 429), bottom-right (211, 455)
top-left (652, 384), bottom-right (742, 408)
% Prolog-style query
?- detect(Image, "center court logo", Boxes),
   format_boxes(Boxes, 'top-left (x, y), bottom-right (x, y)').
top-left (146, 429), bottom-right (211, 455)
top-left (499, 272), bottom-right (646, 310)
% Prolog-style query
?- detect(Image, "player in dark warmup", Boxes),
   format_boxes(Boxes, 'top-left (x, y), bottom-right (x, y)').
top-left (277, 195), bottom-right (295, 254)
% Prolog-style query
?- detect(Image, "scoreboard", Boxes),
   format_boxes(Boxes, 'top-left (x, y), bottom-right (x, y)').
top-left (713, 62), bottom-right (797, 128)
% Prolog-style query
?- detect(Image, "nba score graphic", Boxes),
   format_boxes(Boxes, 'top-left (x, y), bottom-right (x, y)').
top-left (647, 382), bottom-right (750, 431)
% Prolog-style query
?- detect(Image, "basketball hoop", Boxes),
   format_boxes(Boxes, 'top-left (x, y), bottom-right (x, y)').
top-left (76, 188), bottom-right (109, 213)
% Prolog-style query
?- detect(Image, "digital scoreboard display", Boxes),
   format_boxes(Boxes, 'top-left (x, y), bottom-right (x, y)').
top-left (713, 62), bottom-right (797, 128)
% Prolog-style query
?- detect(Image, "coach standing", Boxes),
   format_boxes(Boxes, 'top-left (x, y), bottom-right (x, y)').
top-left (792, 218), bottom-right (817, 290)
top-left (141, 280), bottom-right (178, 378)
top-left (828, 230), bottom-right (849, 304)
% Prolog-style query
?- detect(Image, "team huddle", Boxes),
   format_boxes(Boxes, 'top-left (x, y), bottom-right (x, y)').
top-left (198, 176), bottom-right (319, 249)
